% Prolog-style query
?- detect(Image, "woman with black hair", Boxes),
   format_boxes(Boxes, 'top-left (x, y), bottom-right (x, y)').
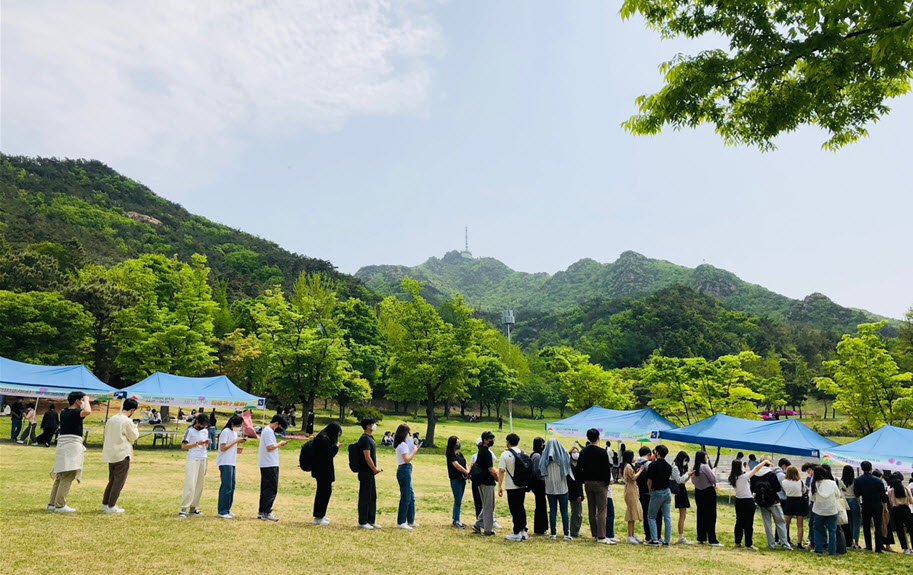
top-left (691, 450), bottom-right (722, 546)
top-left (839, 465), bottom-right (861, 549)
top-left (446, 435), bottom-right (469, 528)
top-left (311, 421), bottom-right (342, 525)
top-left (887, 472), bottom-right (913, 555)
top-left (530, 437), bottom-right (548, 536)
top-left (671, 451), bottom-right (693, 544)
top-left (216, 414), bottom-right (246, 518)
top-left (394, 424), bottom-right (420, 529)
top-left (728, 458), bottom-right (766, 550)
top-left (622, 449), bottom-right (643, 544)
top-left (810, 465), bottom-right (841, 555)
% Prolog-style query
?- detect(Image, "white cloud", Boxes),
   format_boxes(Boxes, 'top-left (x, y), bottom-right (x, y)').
top-left (1, 0), bottom-right (443, 185)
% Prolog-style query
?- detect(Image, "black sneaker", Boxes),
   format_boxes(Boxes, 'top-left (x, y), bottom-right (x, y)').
top-left (482, 531), bottom-right (495, 537)
top-left (452, 521), bottom-right (465, 529)
top-left (188, 509), bottom-right (202, 516)
top-left (472, 524), bottom-right (482, 535)
top-left (646, 540), bottom-right (660, 546)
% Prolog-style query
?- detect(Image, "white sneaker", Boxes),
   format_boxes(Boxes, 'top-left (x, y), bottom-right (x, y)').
top-left (259, 513), bottom-right (279, 522)
top-left (357, 523), bottom-right (374, 529)
top-left (709, 542), bottom-right (724, 547)
top-left (493, 522), bottom-right (503, 530)
top-left (520, 530), bottom-right (529, 541)
top-left (108, 506), bottom-right (125, 514)
top-left (505, 533), bottom-right (524, 541)
top-left (313, 517), bottom-right (330, 526)
top-left (409, 522), bottom-right (420, 528)
top-left (371, 523), bottom-right (382, 529)
top-left (678, 535), bottom-right (692, 545)
top-left (550, 534), bottom-right (557, 540)
top-left (609, 538), bottom-right (620, 543)
top-left (219, 513), bottom-right (233, 519)
top-left (46, 504), bottom-right (54, 511)
top-left (396, 523), bottom-right (413, 530)
top-left (597, 538), bottom-right (613, 545)
top-left (564, 535), bottom-right (573, 541)
top-left (100, 505), bottom-right (110, 513)
top-left (627, 536), bottom-right (639, 544)
top-left (54, 505), bottom-right (76, 513)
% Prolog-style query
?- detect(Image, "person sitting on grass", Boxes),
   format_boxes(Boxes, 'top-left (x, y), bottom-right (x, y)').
top-left (178, 413), bottom-right (210, 518)
top-left (47, 392), bottom-right (92, 513)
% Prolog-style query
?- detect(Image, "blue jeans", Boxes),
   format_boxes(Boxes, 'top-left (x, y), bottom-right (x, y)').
top-left (847, 498), bottom-right (861, 544)
top-left (808, 510), bottom-right (817, 547)
top-left (814, 513), bottom-right (838, 555)
top-left (648, 489), bottom-right (673, 544)
top-left (450, 479), bottom-right (465, 522)
top-left (547, 493), bottom-right (570, 536)
top-left (218, 465), bottom-right (235, 515)
top-left (208, 427), bottom-right (217, 450)
top-left (396, 464), bottom-right (415, 525)
top-left (605, 495), bottom-right (616, 539)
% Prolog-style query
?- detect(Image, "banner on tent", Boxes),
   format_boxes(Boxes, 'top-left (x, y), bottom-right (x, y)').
top-left (0, 383), bottom-right (75, 400)
top-left (546, 424), bottom-right (659, 442)
top-left (121, 392), bottom-right (266, 409)
top-left (821, 450), bottom-right (912, 473)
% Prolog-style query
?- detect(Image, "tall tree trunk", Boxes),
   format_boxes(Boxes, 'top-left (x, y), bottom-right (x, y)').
top-left (495, 401), bottom-right (501, 419)
top-left (479, 400), bottom-right (483, 418)
top-left (712, 446), bottom-right (722, 468)
top-left (425, 400), bottom-right (437, 447)
top-left (300, 394), bottom-right (309, 430)
top-left (486, 403), bottom-right (491, 417)
top-left (530, 406), bottom-right (535, 418)
top-left (339, 402), bottom-right (346, 423)
top-left (413, 401), bottom-right (420, 419)
top-left (444, 399), bottom-right (451, 419)
top-left (559, 405), bottom-right (566, 418)
top-left (394, 401), bottom-right (399, 413)
top-left (460, 399), bottom-right (467, 417)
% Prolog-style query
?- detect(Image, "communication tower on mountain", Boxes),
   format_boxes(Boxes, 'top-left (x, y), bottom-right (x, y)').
top-left (460, 226), bottom-right (473, 259)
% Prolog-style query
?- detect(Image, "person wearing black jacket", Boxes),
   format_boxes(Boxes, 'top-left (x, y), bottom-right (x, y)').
top-left (576, 428), bottom-right (613, 544)
top-left (568, 446), bottom-right (585, 538)
top-left (472, 431), bottom-right (498, 536)
top-left (35, 405), bottom-right (59, 447)
top-left (357, 417), bottom-right (382, 529)
top-left (530, 437), bottom-right (548, 536)
top-left (311, 422), bottom-right (342, 525)
top-left (9, 398), bottom-right (24, 441)
top-left (853, 460), bottom-right (886, 552)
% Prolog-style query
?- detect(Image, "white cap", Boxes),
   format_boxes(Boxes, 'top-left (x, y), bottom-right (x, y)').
top-left (475, 437), bottom-right (483, 446)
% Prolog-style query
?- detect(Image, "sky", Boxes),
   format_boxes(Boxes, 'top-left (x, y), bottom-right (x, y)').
top-left (2, 1), bottom-right (911, 318)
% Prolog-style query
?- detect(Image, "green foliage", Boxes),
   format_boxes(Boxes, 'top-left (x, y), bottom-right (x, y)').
top-left (540, 346), bottom-right (634, 411)
top-left (351, 406), bottom-right (384, 423)
top-left (620, 0), bottom-right (913, 150)
top-left (0, 290), bottom-right (92, 365)
top-left (815, 321), bottom-right (913, 433)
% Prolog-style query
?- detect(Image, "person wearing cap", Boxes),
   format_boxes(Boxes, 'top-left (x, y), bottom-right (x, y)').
top-left (100, 398), bottom-right (140, 513)
top-left (472, 431), bottom-right (499, 536)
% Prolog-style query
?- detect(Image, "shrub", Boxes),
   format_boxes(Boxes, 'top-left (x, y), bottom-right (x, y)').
top-left (352, 406), bottom-right (384, 423)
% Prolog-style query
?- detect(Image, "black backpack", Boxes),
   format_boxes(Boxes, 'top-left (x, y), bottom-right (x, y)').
top-left (299, 439), bottom-right (315, 472)
top-left (753, 474), bottom-right (778, 508)
top-left (507, 448), bottom-right (534, 489)
top-left (348, 441), bottom-right (362, 473)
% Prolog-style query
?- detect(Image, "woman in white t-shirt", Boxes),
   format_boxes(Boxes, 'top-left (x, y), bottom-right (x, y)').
top-left (394, 424), bottom-right (419, 529)
top-left (727, 459), bottom-right (766, 550)
top-left (216, 414), bottom-right (246, 519)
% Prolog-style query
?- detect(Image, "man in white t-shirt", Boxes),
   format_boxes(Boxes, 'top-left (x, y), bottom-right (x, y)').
top-left (179, 413), bottom-right (211, 518)
top-left (498, 433), bottom-right (528, 541)
top-left (257, 414), bottom-right (289, 522)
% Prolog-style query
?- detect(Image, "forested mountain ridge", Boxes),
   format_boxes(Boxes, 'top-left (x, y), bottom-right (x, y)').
top-left (357, 249), bottom-right (889, 334)
top-left (0, 155), bottom-right (368, 300)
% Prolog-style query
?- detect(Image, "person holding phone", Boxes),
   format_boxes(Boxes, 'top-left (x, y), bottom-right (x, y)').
top-left (394, 424), bottom-right (420, 529)
top-left (258, 414), bottom-right (289, 522)
top-left (357, 417), bottom-right (383, 530)
top-left (217, 414), bottom-right (246, 518)
top-left (178, 413), bottom-right (210, 518)
top-left (311, 421), bottom-right (341, 525)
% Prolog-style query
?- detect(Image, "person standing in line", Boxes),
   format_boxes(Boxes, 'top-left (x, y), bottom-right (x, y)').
top-left (691, 450), bottom-right (723, 546)
top-left (498, 432), bottom-right (528, 541)
top-left (306, 410), bottom-right (315, 436)
top-left (310, 421), bottom-right (341, 525)
top-left (809, 465), bottom-right (841, 555)
top-left (781, 465), bottom-right (808, 548)
top-left (568, 445), bottom-right (584, 538)
top-left (472, 431), bottom-right (498, 536)
top-left (36, 404), bottom-right (59, 447)
top-left (604, 441), bottom-right (619, 543)
top-left (839, 465), bottom-right (861, 550)
top-left (728, 458), bottom-right (766, 550)
top-left (208, 409), bottom-right (218, 450)
top-left (446, 435), bottom-right (469, 529)
top-left (217, 414), bottom-right (246, 519)
top-left (47, 392), bottom-right (92, 512)
top-left (257, 414), bottom-right (288, 521)
top-left (873, 470), bottom-right (896, 552)
top-left (773, 458), bottom-right (790, 544)
top-left (670, 451), bottom-right (694, 544)
top-left (394, 423), bottom-right (420, 529)
top-left (887, 472), bottom-right (913, 555)
top-left (802, 463), bottom-right (816, 549)
top-left (750, 459), bottom-right (791, 550)
top-left (622, 449), bottom-right (644, 544)
top-left (469, 437), bottom-right (501, 530)
top-left (357, 417), bottom-right (383, 530)
top-left (17, 404), bottom-right (37, 444)
top-left (645, 444), bottom-right (674, 546)
top-left (100, 398), bottom-right (140, 514)
top-left (576, 428), bottom-right (614, 544)
top-left (635, 446), bottom-right (659, 542)
top-left (529, 437), bottom-right (548, 536)
top-left (540, 438), bottom-right (573, 540)
top-left (178, 413), bottom-right (211, 518)
top-left (9, 397), bottom-right (24, 441)
top-left (747, 454), bottom-right (759, 470)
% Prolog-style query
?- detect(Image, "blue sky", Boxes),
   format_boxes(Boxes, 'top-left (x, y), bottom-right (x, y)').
top-left (3, 1), bottom-right (911, 318)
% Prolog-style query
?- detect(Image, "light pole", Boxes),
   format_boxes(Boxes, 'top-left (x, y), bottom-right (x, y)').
top-left (506, 397), bottom-right (514, 432)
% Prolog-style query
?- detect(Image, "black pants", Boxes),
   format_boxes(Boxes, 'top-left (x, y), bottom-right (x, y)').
top-left (472, 481), bottom-right (482, 516)
top-left (507, 488), bottom-right (527, 534)
top-left (734, 498), bottom-right (756, 547)
top-left (894, 505), bottom-right (913, 550)
top-left (694, 486), bottom-right (720, 544)
top-left (259, 467), bottom-right (279, 514)
top-left (531, 480), bottom-right (548, 534)
top-left (314, 477), bottom-right (333, 518)
top-left (861, 504), bottom-right (884, 552)
top-left (358, 474), bottom-right (377, 525)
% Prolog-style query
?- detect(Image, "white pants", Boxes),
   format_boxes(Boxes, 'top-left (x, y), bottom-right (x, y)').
top-left (181, 459), bottom-right (207, 510)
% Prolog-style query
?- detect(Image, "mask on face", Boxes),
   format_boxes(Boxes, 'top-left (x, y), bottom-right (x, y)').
top-left (456, 443), bottom-right (461, 450)
top-left (371, 423), bottom-right (378, 431)
top-left (233, 427), bottom-right (242, 433)
top-left (571, 452), bottom-right (579, 461)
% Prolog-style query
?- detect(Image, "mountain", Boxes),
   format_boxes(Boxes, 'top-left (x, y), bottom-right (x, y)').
top-left (0, 155), bottom-right (368, 299)
top-left (357, 250), bottom-right (888, 334)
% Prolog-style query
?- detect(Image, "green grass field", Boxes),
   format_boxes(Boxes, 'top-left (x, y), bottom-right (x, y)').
top-left (1, 409), bottom-right (907, 575)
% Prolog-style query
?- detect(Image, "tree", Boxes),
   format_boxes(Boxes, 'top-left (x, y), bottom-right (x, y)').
top-left (332, 375), bottom-right (372, 423)
top-left (540, 346), bottom-right (634, 412)
top-left (815, 321), bottom-right (913, 433)
top-left (0, 290), bottom-right (91, 365)
top-left (642, 354), bottom-right (699, 425)
top-left (747, 353), bottom-right (789, 414)
top-left (380, 278), bottom-right (478, 446)
top-left (621, 1), bottom-right (913, 150)
top-left (337, 298), bottom-right (387, 394)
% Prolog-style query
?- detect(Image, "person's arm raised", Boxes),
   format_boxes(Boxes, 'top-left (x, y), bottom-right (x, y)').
top-left (79, 397), bottom-right (93, 418)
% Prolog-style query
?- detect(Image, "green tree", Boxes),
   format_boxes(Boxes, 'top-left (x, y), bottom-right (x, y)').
top-left (541, 346), bottom-right (634, 412)
top-left (333, 375), bottom-right (372, 423)
top-left (337, 298), bottom-right (387, 392)
top-left (747, 353), bottom-right (789, 414)
top-left (621, 1), bottom-right (913, 150)
top-left (642, 354), bottom-right (699, 425)
top-left (815, 321), bottom-right (913, 433)
top-left (0, 290), bottom-right (92, 365)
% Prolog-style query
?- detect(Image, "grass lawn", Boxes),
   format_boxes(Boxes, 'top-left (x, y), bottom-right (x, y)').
top-left (1, 410), bottom-right (908, 575)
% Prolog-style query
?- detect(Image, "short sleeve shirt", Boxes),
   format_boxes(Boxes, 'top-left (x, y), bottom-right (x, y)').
top-left (183, 426), bottom-right (210, 461)
top-left (476, 446), bottom-right (497, 486)
top-left (447, 451), bottom-right (467, 481)
top-left (216, 428), bottom-right (238, 467)
top-left (59, 408), bottom-right (84, 437)
top-left (499, 449), bottom-right (520, 490)
top-left (258, 426), bottom-right (279, 468)
top-left (357, 433), bottom-right (376, 476)
top-left (395, 440), bottom-right (412, 465)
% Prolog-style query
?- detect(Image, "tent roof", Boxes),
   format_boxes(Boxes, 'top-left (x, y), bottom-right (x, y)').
top-left (822, 425), bottom-right (913, 472)
top-left (547, 407), bottom-right (677, 440)
top-left (659, 413), bottom-right (838, 456)
top-left (121, 372), bottom-right (264, 408)
top-left (0, 356), bottom-right (116, 398)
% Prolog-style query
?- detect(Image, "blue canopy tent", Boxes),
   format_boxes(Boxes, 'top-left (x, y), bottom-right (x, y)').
top-left (119, 372), bottom-right (265, 410)
top-left (547, 406), bottom-right (677, 441)
top-left (822, 425), bottom-right (913, 472)
top-left (659, 413), bottom-right (838, 457)
top-left (0, 356), bottom-right (116, 400)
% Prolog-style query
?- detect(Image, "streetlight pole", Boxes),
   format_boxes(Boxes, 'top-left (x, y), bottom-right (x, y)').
top-left (507, 397), bottom-right (514, 432)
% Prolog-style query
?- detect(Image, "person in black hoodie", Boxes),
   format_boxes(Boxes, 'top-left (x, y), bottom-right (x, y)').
top-left (9, 398), bottom-right (24, 441)
top-left (575, 428), bottom-right (614, 544)
top-left (530, 437), bottom-right (548, 535)
top-left (35, 405), bottom-right (59, 446)
top-left (853, 460), bottom-right (886, 552)
top-left (568, 445), bottom-right (585, 538)
top-left (311, 422), bottom-right (342, 525)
